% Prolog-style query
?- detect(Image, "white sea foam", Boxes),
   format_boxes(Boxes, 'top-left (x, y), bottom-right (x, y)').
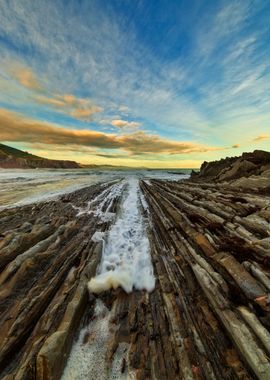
top-left (61, 300), bottom-right (133, 380)
top-left (74, 180), bottom-right (124, 218)
top-left (91, 231), bottom-right (105, 243)
top-left (0, 169), bottom-right (120, 210)
top-left (139, 191), bottom-right (149, 213)
top-left (0, 168), bottom-right (190, 210)
top-left (88, 177), bottom-right (155, 294)
top-left (61, 300), bottom-right (113, 380)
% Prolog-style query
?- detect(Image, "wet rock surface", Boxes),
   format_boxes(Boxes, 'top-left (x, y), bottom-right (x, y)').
top-left (140, 179), bottom-right (270, 379)
top-left (0, 180), bottom-right (123, 379)
top-left (0, 177), bottom-right (270, 379)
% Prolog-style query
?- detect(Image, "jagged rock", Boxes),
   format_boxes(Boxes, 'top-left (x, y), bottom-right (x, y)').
top-left (242, 150), bottom-right (270, 165)
top-left (1, 177), bottom-right (270, 379)
top-left (0, 181), bottom-right (122, 379)
top-left (218, 159), bottom-right (256, 181)
top-left (191, 150), bottom-right (270, 190)
top-left (196, 156), bottom-right (238, 178)
top-left (140, 178), bottom-right (270, 378)
top-left (36, 243), bottom-right (102, 380)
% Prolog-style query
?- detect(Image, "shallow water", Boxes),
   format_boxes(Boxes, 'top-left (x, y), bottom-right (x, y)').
top-left (61, 300), bottom-right (131, 380)
top-left (63, 176), bottom-right (156, 379)
top-left (0, 168), bottom-right (190, 209)
top-left (88, 177), bottom-right (155, 293)
top-left (0, 168), bottom-right (189, 378)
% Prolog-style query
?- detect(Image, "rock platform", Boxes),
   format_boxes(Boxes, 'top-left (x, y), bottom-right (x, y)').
top-left (0, 178), bottom-right (270, 379)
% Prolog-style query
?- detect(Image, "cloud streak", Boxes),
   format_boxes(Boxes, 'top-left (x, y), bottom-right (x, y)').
top-left (36, 94), bottom-right (103, 121)
top-left (111, 119), bottom-right (141, 128)
top-left (0, 108), bottom-right (221, 155)
top-left (0, 0), bottom-right (269, 164)
top-left (4, 62), bottom-right (103, 122)
top-left (10, 65), bottom-right (41, 90)
top-left (8, 64), bottom-right (103, 122)
top-left (253, 134), bottom-right (270, 142)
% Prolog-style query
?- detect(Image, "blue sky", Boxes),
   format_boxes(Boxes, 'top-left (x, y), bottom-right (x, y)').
top-left (0, 0), bottom-right (269, 167)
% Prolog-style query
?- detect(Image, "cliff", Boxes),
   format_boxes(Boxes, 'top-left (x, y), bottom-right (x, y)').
top-left (191, 150), bottom-right (270, 190)
top-left (0, 143), bottom-right (80, 169)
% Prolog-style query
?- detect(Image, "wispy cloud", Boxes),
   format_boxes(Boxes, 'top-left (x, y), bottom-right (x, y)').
top-left (9, 64), bottom-right (41, 90)
top-left (118, 105), bottom-right (129, 113)
top-left (6, 63), bottom-right (103, 122)
top-left (253, 134), bottom-right (270, 142)
top-left (111, 119), bottom-right (141, 128)
top-left (0, 0), bottom-right (269, 165)
top-left (36, 94), bottom-right (103, 121)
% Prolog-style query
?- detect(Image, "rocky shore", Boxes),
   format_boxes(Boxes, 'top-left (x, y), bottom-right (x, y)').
top-left (0, 158), bottom-right (270, 379)
top-left (191, 150), bottom-right (270, 192)
top-left (141, 178), bottom-right (270, 379)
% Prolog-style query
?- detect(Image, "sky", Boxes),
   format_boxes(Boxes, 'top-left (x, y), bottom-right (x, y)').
top-left (0, 0), bottom-right (270, 168)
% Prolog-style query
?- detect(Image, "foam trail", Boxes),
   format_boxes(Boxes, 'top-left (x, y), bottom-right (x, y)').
top-left (88, 177), bottom-right (155, 294)
top-left (61, 300), bottom-right (132, 380)
top-left (73, 180), bottom-right (124, 217)
top-left (61, 300), bottom-right (112, 379)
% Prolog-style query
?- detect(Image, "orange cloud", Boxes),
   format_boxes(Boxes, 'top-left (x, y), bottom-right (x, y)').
top-left (36, 94), bottom-right (103, 121)
top-left (7, 63), bottom-right (102, 121)
top-left (70, 107), bottom-right (102, 121)
top-left (35, 96), bottom-right (66, 107)
top-left (117, 131), bottom-right (221, 154)
top-left (11, 66), bottom-right (41, 90)
top-left (111, 119), bottom-right (141, 128)
top-left (0, 108), bottom-right (222, 155)
top-left (253, 134), bottom-right (270, 142)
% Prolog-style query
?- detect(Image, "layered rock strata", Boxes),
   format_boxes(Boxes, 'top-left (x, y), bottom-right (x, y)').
top-left (0, 178), bottom-right (270, 379)
top-left (0, 180), bottom-right (123, 379)
top-left (139, 179), bottom-right (270, 380)
top-left (191, 150), bottom-right (270, 191)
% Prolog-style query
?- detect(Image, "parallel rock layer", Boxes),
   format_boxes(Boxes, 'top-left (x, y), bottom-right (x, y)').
top-left (0, 178), bottom-right (270, 379)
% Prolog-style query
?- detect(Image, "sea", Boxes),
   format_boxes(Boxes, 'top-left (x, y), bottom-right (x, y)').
top-left (0, 167), bottom-right (191, 378)
top-left (0, 168), bottom-right (191, 210)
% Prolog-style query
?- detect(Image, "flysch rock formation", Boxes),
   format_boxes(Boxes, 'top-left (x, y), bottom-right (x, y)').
top-left (140, 179), bottom-right (270, 380)
top-left (191, 150), bottom-right (270, 192)
top-left (0, 175), bottom-right (270, 379)
top-left (0, 180), bottom-right (123, 380)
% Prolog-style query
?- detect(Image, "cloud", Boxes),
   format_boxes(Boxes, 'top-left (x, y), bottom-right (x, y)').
top-left (36, 94), bottom-right (103, 121)
top-left (232, 144), bottom-right (240, 148)
top-left (6, 61), bottom-right (103, 122)
top-left (0, 108), bottom-right (221, 155)
top-left (118, 105), bottom-right (129, 113)
top-left (1, 0), bottom-right (269, 153)
top-left (117, 131), bottom-right (222, 155)
top-left (111, 119), bottom-right (141, 128)
top-left (70, 107), bottom-right (101, 121)
top-left (99, 119), bottom-right (110, 125)
top-left (0, 108), bottom-right (117, 148)
top-left (10, 65), bottom-right (41, 90)
top-left (0, 1), bottom-right (209, 136)
top-left (253, 134), bottom-right (270, 142)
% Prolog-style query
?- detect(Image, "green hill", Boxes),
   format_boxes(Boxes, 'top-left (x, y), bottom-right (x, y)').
top-left (0, 143), bottom-right (80, 169)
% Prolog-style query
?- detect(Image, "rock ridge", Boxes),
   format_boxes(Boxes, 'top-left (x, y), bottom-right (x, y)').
top-left (191, 150), bottom-right (270, 188)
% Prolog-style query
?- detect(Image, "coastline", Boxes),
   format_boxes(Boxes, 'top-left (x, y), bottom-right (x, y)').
top-left (0, 170), bottom-right (269, 379)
